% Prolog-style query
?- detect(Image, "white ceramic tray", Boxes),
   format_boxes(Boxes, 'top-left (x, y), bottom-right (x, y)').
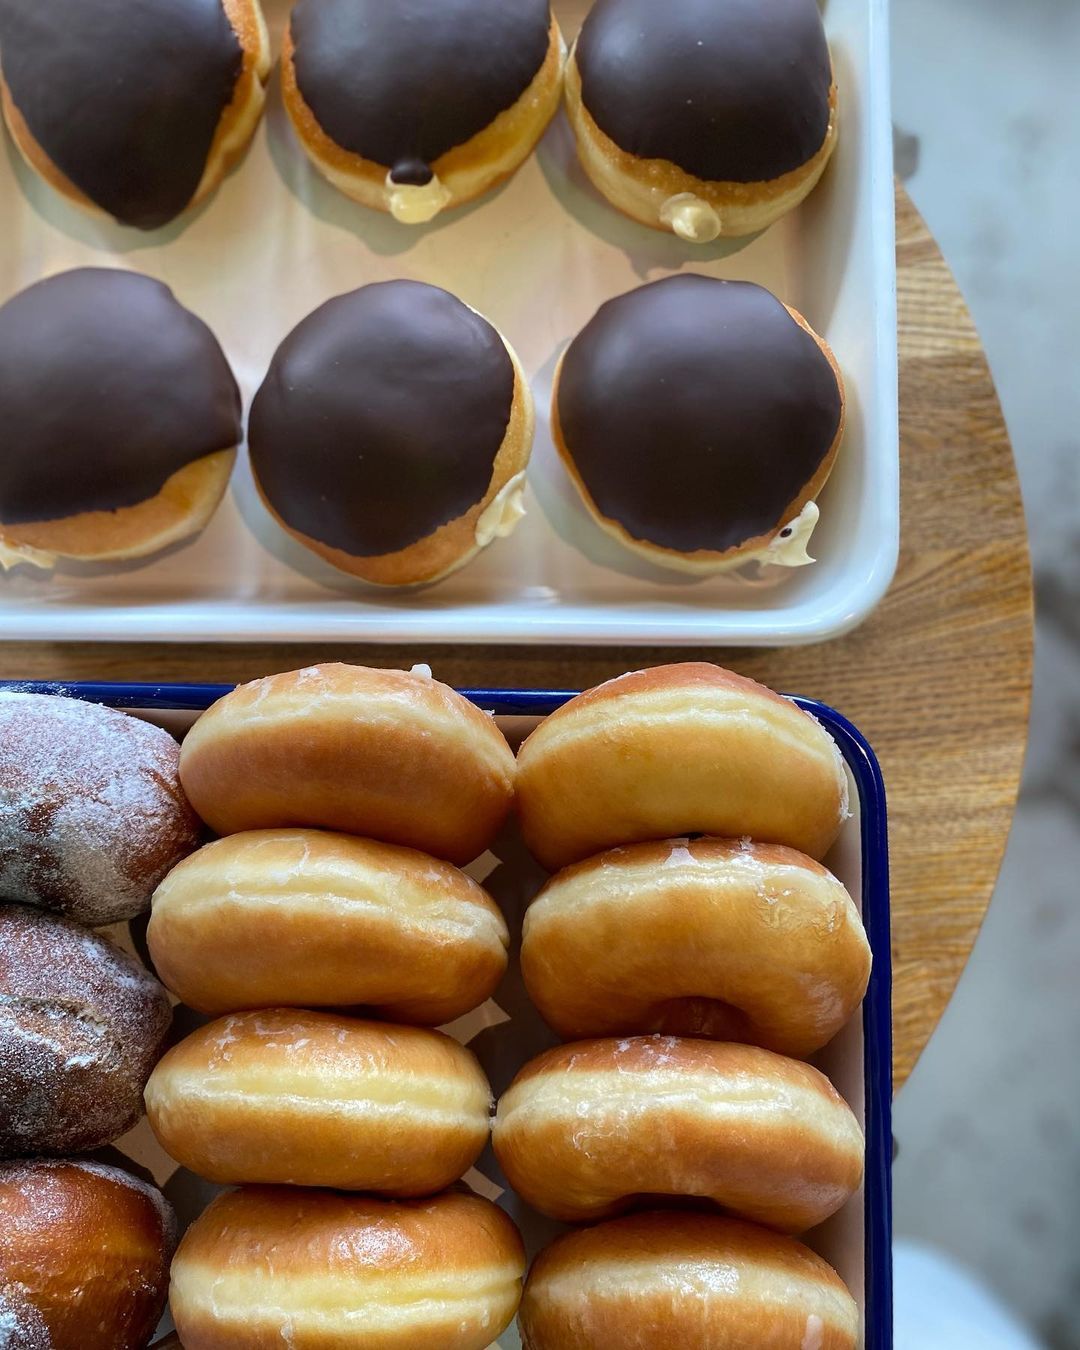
top-left (0, 0), bottom-right (896, 644)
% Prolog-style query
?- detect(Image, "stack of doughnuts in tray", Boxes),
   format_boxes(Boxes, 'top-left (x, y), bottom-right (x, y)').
top-left (1, 661), bottom-right (872, 1348)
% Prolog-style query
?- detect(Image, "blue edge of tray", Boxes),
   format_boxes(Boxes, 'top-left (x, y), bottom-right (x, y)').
top-left (1, 678), bottom-right (894, 1347)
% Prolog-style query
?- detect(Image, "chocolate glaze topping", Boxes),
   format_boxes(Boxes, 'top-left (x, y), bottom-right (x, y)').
top-left (0, 0), bottom-right (242, 230)
top-left (557, 276), bottom-right (842, 555)
top-left (575, 0), bottom-right (832, 184)
top-left (248, 281), bottom-right (516, 558)
top-left (0, 269), bottom-right (242, 523)
top-left (290, 0), bottom-right (551, 184)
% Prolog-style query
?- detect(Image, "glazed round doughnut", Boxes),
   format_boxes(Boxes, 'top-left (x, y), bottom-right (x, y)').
top-left (552, 276), bottom-right (844, 572)
top-left (565, 0), bottom-right (837, 241)
top-left (0, 0), bottom-right (270, 230)
top-left (521, 837), bottom-right (870, 1057)
top-left (148, 828), bottom-right (509, 1021)
top-left (0, 269), bottom-right (242, 569)
top-left (282, 0), bottom-right (563, 224)
top-left (519, 1211), bottom-right (858, 1350)
top-left (170, 1186), bottom-right (525, 1350)
top-left (178, 663), bottom-right (516, 865)
top-left (0, 1158), bottom-right (176, 1350)
top-left (145, 1008), bottom-right (492, 1193)
top-left (492, 1036), bottom-right (863, 1230)
top-left (248, 281), bottom-right (534, 586)
top-left (0, 690), bottom-right (201, 923)
top-left (515, 663), bottom-right (849, 871)
top-left (0, 904), bottom-right (172, 1156)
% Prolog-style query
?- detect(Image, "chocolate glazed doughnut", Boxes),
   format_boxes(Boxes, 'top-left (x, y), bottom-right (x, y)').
top-left (565, 0), bottom-right (838, 240)
top-left (249, 281), bottom-right (535, 586)
top-left (0, 0), bottom-right (270, 229)
top-left (283, 0), bottom-right (564, 222)
top-left (552, 276), bottom-right (844, 572)
top-left (0, 269), bottom-right (242, 569)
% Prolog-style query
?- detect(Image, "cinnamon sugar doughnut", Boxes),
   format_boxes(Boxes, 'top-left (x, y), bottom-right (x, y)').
top-left (145, 1009), bottom-right (492, 1193)
top-left (520, 837), bottom-right (870, 1056)
top-left (0, 691), bottom-right (201, 924)
top-left (0, 903), bottom-right (172, 1157)
top-left (519, 1212), bottom-right (858, 1350)
top-left (148, 829), bottom-right (509, 1021)
top-left (170, 1186), bottom-right (525, 1350)
top-left (492, 1036), bottom-right (864, 1231)
top-left (0, 1158), bottom-right (175, 1350)
top-left (515, 663), bottom-right (848, 871)
top-left (178, 664), bottom-right (516, 866)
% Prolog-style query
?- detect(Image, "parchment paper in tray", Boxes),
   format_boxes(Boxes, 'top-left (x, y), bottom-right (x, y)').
top-left (102, 715), bottom-right (869, 1348)
top-left (0, 0), bottom-right (897, 645)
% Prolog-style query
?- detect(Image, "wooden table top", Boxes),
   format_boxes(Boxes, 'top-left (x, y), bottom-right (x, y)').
top-left (2, 185), bottom-right (1033, 1091)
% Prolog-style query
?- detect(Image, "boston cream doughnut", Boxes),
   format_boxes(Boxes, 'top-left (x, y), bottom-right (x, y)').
top-left (492, 1036), bottom-right (864, 1230)
top-left (519, 1212), bottom-right (858, 1350)
top-left (515, 664), bottom-right (849, 871)
top-left (283, 0), bottom-right (563, 223)
top-left (248, 281), bottom-right (534, 586)
top-left (552, 276), bottom-right (844, 572)
top-left (170, 1186), bottom-right (525, 1350)
top-left (178, 664), bottom-right (516, 865)
top-left (0, 1158), bottom-right (176, 1350)
top-left (145, 1009), bottom-right (492, 1193)
top-left (565, 0), bottom-right (837, 241)
top-left (521, 837), bottom-right (870, 1057)
top-left (0, 904), bottom-right (172, 1157)
top-left (0, 269), bottom-right (242, 569)
top-left (0, 691), bottom-right (200, 924)
top-left (148, 829), bottom-right (509, 1021)
top-left (0, 0), bottom-right (269, 230)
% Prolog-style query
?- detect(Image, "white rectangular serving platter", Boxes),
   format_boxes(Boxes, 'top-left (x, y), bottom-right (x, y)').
top-left (0, 0), bottom-right (897, 644)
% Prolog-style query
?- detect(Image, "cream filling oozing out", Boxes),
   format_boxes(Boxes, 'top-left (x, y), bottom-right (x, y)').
top-left (659, 192), bottom-right (723, 242)
top-left (0, 535), bottom-right (56, 571)
top-left (475, 472), bottom-right (528, 547)
top-left (747, 500), bottom-right (821, 568)
top-left (384, 172), bottom-right (453, 223)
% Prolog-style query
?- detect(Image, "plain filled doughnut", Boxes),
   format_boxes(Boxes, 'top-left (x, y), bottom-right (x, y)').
top-left (178, 663), bottom-right (516, 865)
top-left (148, 828), bottom-right (509, 1021)
top-left (521, 836), bottom-right (870, 1056)
top-left (492, 1035), bottom-right (863, 1231)
top-left (519, 1211), bottom-right (858, 1350)
top-left (0, 1157), bottom-right (176, 1350)
top-left (169, 1186), bottom-right (525, 1350)
top-left (145, 1008), bottom-right (492, 1194)
top-left (515, 663), bottom-right (849, 871)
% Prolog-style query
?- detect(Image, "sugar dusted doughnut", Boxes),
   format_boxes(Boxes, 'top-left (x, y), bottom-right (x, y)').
top-left (248, 281), bottom-right (535, 586)
top-left (565, 0), bottom-right (837, 241)
top-left (144, 1009), bottom-right (492, 1193)
top-left (283, 0), bottom-right (563, 223)
top-left (521, 837), bottom-right (870, 1056)
top-left (0, 270), bottom-right (241, 569)
top-left (0, 1158), bottom-right (176, 1350)
top-left (178, 663), bottom-right (516, 865)
top-left (0, 0), bottom-right (270, 229)
top-left (0, 690), bottom-right (201, 923)
top-left (492, 1036), bottom-right (863, 1230)
top-left (519, 1212), bottom-right (858, 1350)
top-left (148, 829), bottom-right (509, 1021)
top-left (551, 277), bottom-right (844, 572)
top-left (0, 904), bottom-right (172, 1156)
top-left (170, 1186), bottom-right (525, 1350)
top-left (515, 663), bottom-right (848, 871)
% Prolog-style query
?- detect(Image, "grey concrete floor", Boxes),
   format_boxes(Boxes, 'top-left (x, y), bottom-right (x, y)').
top-left (890, 0), bottom-right (1080, 1344)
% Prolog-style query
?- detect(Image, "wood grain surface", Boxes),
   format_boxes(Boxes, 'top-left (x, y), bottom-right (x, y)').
top-left (0, 185), bottom-right (1033, 1090)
